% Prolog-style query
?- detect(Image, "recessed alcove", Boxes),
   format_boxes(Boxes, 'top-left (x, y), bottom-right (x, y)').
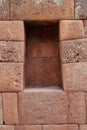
top-left (25, 22), bottom-right (61, 88)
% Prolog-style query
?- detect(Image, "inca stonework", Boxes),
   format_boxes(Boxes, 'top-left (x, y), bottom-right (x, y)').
top-left (0, 0), bottom-right (87, 130)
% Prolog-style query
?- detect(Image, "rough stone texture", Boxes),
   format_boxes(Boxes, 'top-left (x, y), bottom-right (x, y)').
top-left (26, 43), bottom-right (58, 58)
top-left (84, 20), bottom-right (87, 38)
top-left (2, 93), bottom-right (19, 124)
top-left (80, 125), bottom-right (87, 130)
top-left (0, 126), bottom-right (14, 130)
top-left (0, 94), bottom-right (3, 124)
top-left (10, 0), bottom-right (74, 20)
top-left (68, 92), bottom-right (86, 124)
top-left (0, 63), bottom-right (24, 92)
top-left (60, 20), bottom-right (85, 40)
top-left (43, 125), bottom-right (67, 130)
top-left (0, 0), bottom-right (9, 20)
top-left (0, 21), bottom-right (24, 41)
top-left (0, 41), bottom-right (24, 62)
top-left (14, 125), bottom-right (42, 130)
top-left (75, 0), bottom-right (87, 19)
top-left (62, 63), bottom-right (87, 91)
top-left (25, 58), bottom-right (60, 87)
top-left (60, 39), bottom-right (87, 63)
top-left (43, 125), bottom-right (78, 130)
top-left (18, 88), bottom-right (68, 124)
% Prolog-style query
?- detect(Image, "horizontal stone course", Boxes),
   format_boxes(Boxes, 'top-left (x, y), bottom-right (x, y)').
top-left (10, 0), bottom-right (74, 20)
top-left (14, 125), bottom-right (42, 130)
top-left (0, 125), bottom-right (14, 130)
top-left (18, 88), bottom-right (68, 124)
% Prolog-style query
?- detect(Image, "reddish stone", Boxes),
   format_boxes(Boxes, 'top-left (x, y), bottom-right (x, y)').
top-left (0, 21), bottom-right (24, 41)
top-left (75, 0), bottom-right (87, 19)
top-left (26, 43), bottom-right (58, 58)
top-left (43, 125), bottom-right (78, 130)
top-left (60, 39), bottom-right (87, 63)
top-left (80, 125), bottom-right (87, 130)
top-left (0, 126), bottom-right (14, 130)
top-left (10, 0), bottom-right (74, 20)
top-left (14, 125), bottom-right (42, 130)
top-left (25, 58), bottom-right (60, 87)
top-left (0, 41), bottom-right (24, 62)
top-left (0, 0), bottom-right (9, 20)
top-left (84, 20), bottom-right (87, 38)
top-left (18, 88), bottom-right (68, 124)
top-left (0, 93), bottom-right (3, 124)
top-left (0, 63), bottom-right (24, 92)
top-left (68, 92), bottom-right (86, 124)
top-left (2, 93), bottom-right (19, 124)
top-left (60, 20), bottom-right (85, 40)
top-left (62, 63), bottom-right (87, 91)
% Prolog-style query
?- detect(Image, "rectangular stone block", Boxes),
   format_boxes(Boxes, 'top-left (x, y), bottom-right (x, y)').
top-left (10, 0), bottom-right (74, 20)
top-left (60, 39), bottom-right (87, 63)
top-left (0, 0), bottom-right (9, 20)
top-left (0, 94), bottom-right (3, 124)
top-left (60, 20), bottom-right (85, 40)
top-left (84, 20), bottom-right (87, 38)
top-left (26, 43), bottom-right (58, 58)
top-left (80, 125), bottom-right (87, 130)
top-left (25, 58), bottom-right (60, 87)
top-left (14, 125), bottom-right (42, 130)
top-left (0, 21), bottom-right (24, 41)
top-left (0, 126), bottom-right (14, 130)
top-left (18, 88), bottom-right (68, 124)
top-left (0, 63), bottom-right (24, 92)
top-left (2, 93), bottom-right (18, 124)
top-left (62, 63), bottom-right (87, 91)
top-left (75, 0), bottom-right (87, 19)
top-left (0, 41), bottom-right (24, 62)
top-left (68, 92), bottom-right (86, 124)
top-left (43, 125), bottom-right (78, 130)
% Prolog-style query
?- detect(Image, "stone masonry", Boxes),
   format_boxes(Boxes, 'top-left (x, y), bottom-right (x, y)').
top-left (0, 0), bottom-right (87, 130)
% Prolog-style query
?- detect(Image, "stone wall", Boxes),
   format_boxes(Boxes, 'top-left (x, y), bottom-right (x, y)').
top-left (0, 0), bottom-right (87, 130)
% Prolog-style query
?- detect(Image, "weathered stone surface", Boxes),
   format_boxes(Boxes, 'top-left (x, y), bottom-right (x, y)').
top-left (2, 93), bottom-right (19, 124)
top-left (18, 88), bottom-right (68, 124)
top-left (10, 0), bottom-right (74, 20)
top-left (60, 20), bottom-right (84, 40)
top-left (0, 21), bottom-right (24, 41)
top-left (0, 41), bottom-right (24, 62)
top-left (26, 43), bottom-right (58, 58)
top-left (75, 0), bottom-right (87, 19)
top-left (84, 20), bottom-right (87, 38)
top-left (68, 92), bottom-right (86, 124)
top-left (80, 125), bottom-right (87, 130)
top-left (0, 0), bottom-right (9, 20)
top-left (14, 125), bottom-right (42, 130)
top-left (60, 39), bottom-right (87, 63)
top-left (0, 63), bottom-right (24, 92)
top-left (43, 125), bottom-right (78, 130)
top-left (62, 63), bottom-right (87, 91)
top-left (0, 94), bottom-right (3, 124)
top-left (0, 126), bottom-right (14, 130)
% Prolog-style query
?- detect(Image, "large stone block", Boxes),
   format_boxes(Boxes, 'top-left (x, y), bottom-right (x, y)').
top-left (18, 88), bottom-right (68, 124)
top-left (0, 21), bottom-right (24, 41)
top-left (0, 126), bottom-right (14, 130)
top-left (10, 0), bottom-right (74, 20)
top-left (14, 125), bottom-right (42, 130)
top-left (68, 92), bottom-right (86, 124)
top-left (0, 63), bottom-right (24, 92)
top-left (62, 63), bottom-right (87, 91)
top-left (60, 39), bottom-right (87, 63)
